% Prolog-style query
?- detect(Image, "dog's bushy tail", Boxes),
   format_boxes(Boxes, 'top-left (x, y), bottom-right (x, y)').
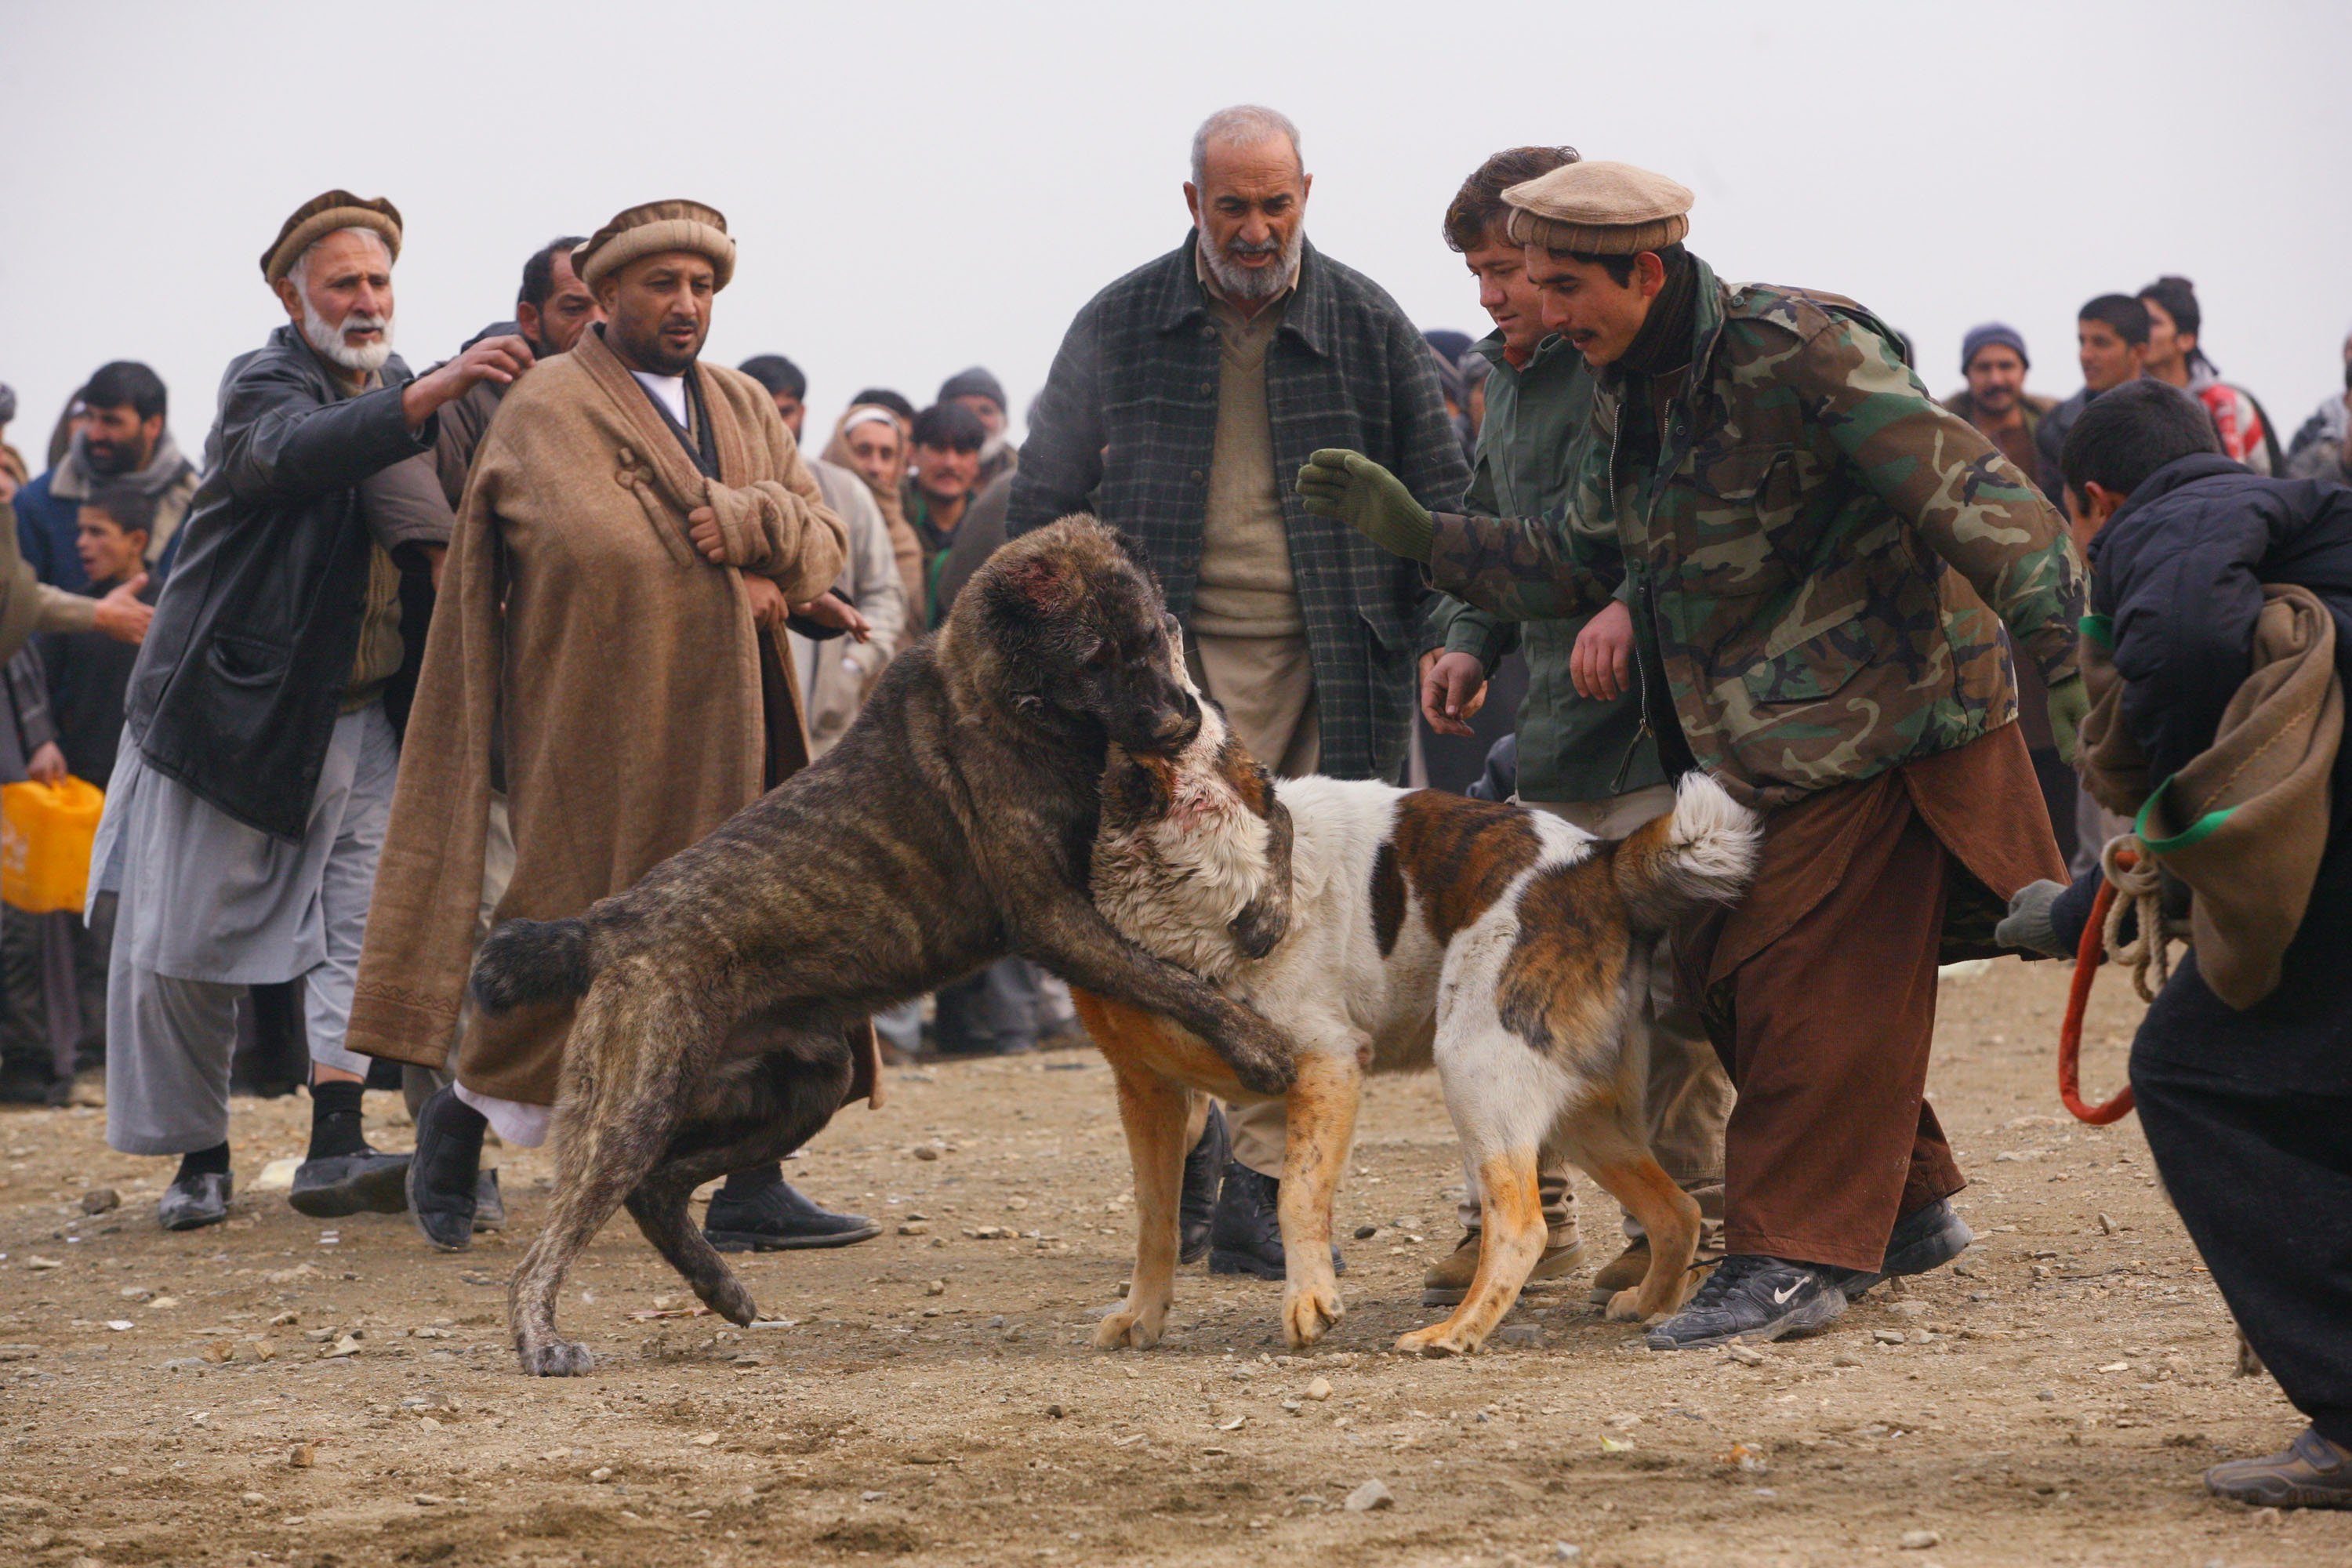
top-left (1611, 771), bottom-right (1762, 932)
top-left (470, 917), bottom-right (597, 1014)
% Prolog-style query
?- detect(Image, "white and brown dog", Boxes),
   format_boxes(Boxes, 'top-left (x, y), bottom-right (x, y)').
top-left (1076, 684), bottom-right (1758, 1356)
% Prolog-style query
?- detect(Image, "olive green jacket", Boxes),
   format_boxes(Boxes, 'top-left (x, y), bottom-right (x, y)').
top-left (1426, 255), bottom-right (2082, 810)
top-left (1432, 331), bottom-right (1664, 801)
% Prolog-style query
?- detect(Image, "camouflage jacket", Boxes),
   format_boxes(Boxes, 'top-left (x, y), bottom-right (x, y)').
top-left (1425, 255), bottom-right (2084, 810)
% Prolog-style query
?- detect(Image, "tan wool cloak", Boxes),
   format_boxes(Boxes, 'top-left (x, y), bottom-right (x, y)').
top-left (348, 326), bottom-right (848, 1105)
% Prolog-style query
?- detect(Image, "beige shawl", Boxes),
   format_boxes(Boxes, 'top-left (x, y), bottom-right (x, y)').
top-left (349, 327), bottom-right (848, 1103)
top-left (822, 403), bottom-right (923, 615)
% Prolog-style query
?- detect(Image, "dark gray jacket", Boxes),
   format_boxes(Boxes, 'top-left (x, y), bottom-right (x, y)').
top-left (125, 325), bottom-right (445, 839)
top-left (1006, 235), bottom-right (1468, 781)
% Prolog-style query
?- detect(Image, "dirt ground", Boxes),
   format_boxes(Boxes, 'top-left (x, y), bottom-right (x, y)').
top-left (2, 957), bottom-right (2345, 1568)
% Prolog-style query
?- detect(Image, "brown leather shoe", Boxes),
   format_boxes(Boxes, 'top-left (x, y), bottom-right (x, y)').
top-left (2205, 1427), bottom-right (2352, 1508)
top-left (1421, 1227), bottom-right (1585, 1307)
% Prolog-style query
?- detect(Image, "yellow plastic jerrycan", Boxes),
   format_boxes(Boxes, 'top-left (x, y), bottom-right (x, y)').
top-left (2, 777), bottom-right (106, 914)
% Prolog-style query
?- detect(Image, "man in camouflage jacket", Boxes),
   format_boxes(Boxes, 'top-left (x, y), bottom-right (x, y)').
top-left (1301, 160), bottom-right (2085, 1352)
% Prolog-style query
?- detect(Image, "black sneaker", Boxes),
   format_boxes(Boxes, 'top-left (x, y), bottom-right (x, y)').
top-left (1206, 1160), bottom-right (1343, 1279)
top-left (1831, 1198), bottom-right (1973, 1298)
top-left (2205, 1426), bottom-right (2352, 1509)
top-left (289, 1150), bottom-right (412, 1218)
top-left (703, 1181), bottom-right (882, 1252)
top-left (158, 1171), bottom-right (232, 1231)
top-left (1643, 1254), bottom-right (1846, 1350)
top-left (406, 1086), bottom-right (485, 1252)
top-left (1178, 1104), bottom-right (1229, 1265)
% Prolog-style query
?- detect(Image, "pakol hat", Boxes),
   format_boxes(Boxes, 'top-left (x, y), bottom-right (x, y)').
top-left (1502, 161), bottom-right (1692, 256)
top-left (261, 190), bottom-right (403, 285)
top-left (574, 200), bottom-right (735, 292)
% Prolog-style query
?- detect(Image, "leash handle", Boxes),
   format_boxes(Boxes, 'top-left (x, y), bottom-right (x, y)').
top-left (2058, 866), bottom-right (2138, 1125)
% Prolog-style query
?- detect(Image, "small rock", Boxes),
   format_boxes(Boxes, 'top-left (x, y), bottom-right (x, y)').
top-left (149, 1296), bottom-right (180, 1310)
top-left (691, 1432), bottom-right (719, 1446)
top-left (898, 1221), bottom-right (930, 1236)
top-left (1554, 1545), bottom-right (1583, 1563)
top-left (200, 1341), bottom-right (234, 1364)
top-left (1343, 1479), bottom-right (1394, 1513)
top-left (925, 1279), bottom-right (946, 1297)
top-left (252, 1156), bottom-right (302, 1193)
top-left (1872, 1329), bottom-right (1907, 1345)
top-left (1005, 1196), bottom-right (1029, 1211)
top-left (1900, 1530), bottom-right (1940, 1550)
top-left (78, 1188), bottom-right (120, 1215)
top-left (1886, 1300), bottom-right (1929, 1319)
top-left (2096, 1213), bottom-right (2118, 1236)
top-left (322, 1334), bottom-right (362, 1359)
top-left (1353, 1225), bottom-right (1378, 1240)
top-left (913, 1145), bottom-right (941, 1162)
top-left (589, 1467), bottom-right (615, 1483)
top-left (289, 1444), bottom-right (316, 1468)
top-left (240, 1491), bottom-right (268, 1506)
top-left (1724, 1343), bottom-right (1766, 1367)
top-left (860, 1490), bottom-right (886, 1502)
top-left (2252, 1506), bottom-right (2282, 1526)
top-left (269, 1310), bottom-right (298, 1327)
top-left (26, 1255), bottom-right (63, 1271)
top-left (1045, 1403), bottom-right (1065, 1420)
top-left (1306, 1376), bottom-right (1332, 1402)
top-left (412, 1494), bottom-right (449, 1508)
top-left (1496, 1323), bottom-right (1546, 1348)
top-left (1832, 1353), bottom-right (1864, 1368)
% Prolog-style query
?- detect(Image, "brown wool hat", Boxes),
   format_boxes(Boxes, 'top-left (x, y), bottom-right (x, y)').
top-left (573, 199), bottom-right (736, 293)
top-left (1501, 160), bottom-right (1693, 255)
top-left (260, 190), bottom-right (403, 285)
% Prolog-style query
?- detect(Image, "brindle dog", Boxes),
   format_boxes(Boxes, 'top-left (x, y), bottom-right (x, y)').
top-left (473, 517), bottom-right (1298, 1375)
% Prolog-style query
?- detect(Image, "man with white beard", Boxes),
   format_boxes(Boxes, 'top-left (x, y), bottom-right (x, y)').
top-left (94, 191), bottom-right (529, 1231)
top-left (1009, 107), bottom-right (1466, 1280)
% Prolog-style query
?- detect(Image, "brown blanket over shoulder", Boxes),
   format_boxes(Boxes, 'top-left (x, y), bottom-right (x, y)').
top-left (349, 326), bottom-right (850, 1105)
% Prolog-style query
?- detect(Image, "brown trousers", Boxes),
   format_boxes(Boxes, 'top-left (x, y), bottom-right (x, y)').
top-left (1682, 775), bottom-right (1964, 1272)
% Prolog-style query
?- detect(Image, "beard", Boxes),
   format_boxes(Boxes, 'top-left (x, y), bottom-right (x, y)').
top-left (1202, 225), bottom-right (1304, 305)
top-left (301, 297), bottom-right (394, 375)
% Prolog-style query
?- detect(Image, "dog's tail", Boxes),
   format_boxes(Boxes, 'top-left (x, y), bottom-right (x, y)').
top-left (1610, 771), bottom-right (1762, 932)
top-left (470, 916), bottom-right (597, 1015)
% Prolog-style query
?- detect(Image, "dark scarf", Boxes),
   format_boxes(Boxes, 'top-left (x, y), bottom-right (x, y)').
top-left (1615, 249), bottom-right (1700, 379)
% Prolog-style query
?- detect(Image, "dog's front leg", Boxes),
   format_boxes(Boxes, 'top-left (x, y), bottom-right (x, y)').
top-left (1278, 1044), bottom-right (1362, 1349)
top-left (1018, 891), bottom-right (1297, 1095)
top-left (1396, 1148), bottom-right (1546, 1357)
top-left (1093, 1057), bottom-right (1191, 1351)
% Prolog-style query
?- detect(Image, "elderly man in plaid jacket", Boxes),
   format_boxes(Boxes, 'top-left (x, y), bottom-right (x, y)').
top-left (1007, 104), bottom-right (1468, 1279)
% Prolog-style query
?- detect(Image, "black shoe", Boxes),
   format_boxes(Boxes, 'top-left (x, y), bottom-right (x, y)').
top-left (1830, 1198), bottom-right (1973, 1298)
top-left (1178, 1104), bottom-right (1230, 1265)
top-left (158, 1171), bottom-right (232, 1231)
top-left (473, 1169), bottom-right (506, 1232)
top-left (2205, 1426), bottom-right (2352, 1509)
top-left (1644, 1254), bottom-right (1846, 1350)
top-left (289, 1149), bottom-right (412, 1218)
top-left (405, 1087), bottom-right (485, 1252)
top-left (703, 1181), bottom-right (883, 1252)
top-left (1206, 1160), bottom-right (1344, 1279)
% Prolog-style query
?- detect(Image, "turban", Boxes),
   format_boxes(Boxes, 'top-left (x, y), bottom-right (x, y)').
top-left (261, 190), bottom-right (403, 285)
top-left (574, 199), bottom-right (735, 292)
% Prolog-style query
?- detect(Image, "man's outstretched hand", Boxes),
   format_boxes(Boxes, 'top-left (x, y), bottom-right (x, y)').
top-left (793, 590), bottom-right (872, 641)
top-left (93, 574), bottom-right (152, 644)
top-left (1419, 648), bottom-right (1487, 736)
top-left (1296, 449), bottom-right (1435, 563)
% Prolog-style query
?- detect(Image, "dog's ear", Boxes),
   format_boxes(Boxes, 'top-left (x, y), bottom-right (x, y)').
top-left (992, 554), bottom-right (1073, 619)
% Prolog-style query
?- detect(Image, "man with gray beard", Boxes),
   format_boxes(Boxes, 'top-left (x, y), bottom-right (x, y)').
top-left (93, 191), bottom-right (529, 1231)
top-left (1010, 107), bottom-right (1467, 1279)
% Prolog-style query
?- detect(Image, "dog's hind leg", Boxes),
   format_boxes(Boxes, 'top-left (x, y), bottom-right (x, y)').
top-left (1395, 1146), bottom-right (1547, 1357)
top-left (510, 985), bottom-right (702, 1377)
top-left (626, 1050), bottom-right (854, 1330)
top-left (1583, 1144), bottom-right (1702, 1323)
top-left (1278, 1044), bottom-right (1363, 1349)
top-left (1091, 1053), bottom-right (1191, 1352)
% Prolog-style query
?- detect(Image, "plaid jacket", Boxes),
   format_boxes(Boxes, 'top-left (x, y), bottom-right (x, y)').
top-left (1007, 235), bottom-right (1468, 780)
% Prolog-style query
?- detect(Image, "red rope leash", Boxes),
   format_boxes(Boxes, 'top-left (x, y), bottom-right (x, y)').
top-left (2057, 857), bottom-right (2138, 1125)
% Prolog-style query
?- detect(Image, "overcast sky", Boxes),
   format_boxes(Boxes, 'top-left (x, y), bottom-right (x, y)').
top-left (5, 1), bottom-right (2349, 464)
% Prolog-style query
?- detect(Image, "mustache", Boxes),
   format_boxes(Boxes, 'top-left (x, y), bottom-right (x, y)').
top-left (1224, 237), bottom-right (1283, 258)
top-left (339, 312), bottom-right (389, 336)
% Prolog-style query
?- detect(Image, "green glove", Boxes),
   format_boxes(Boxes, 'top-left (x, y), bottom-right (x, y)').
top-left (1295, 449), bottom-right (1434, 563)
top-left (2045, 674), bottom-right (2089, 767)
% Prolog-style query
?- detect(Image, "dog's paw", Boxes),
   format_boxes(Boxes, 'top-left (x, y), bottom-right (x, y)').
top-left (517, 1338), bottom-right (595, 1377)
top-left (1282, 1282), bottom-right (1344, 1348)
top-left (698, 1274), bottom-right (760, 1328)
top-left (1092, 1306), bottom-right (1167, 1352)
top-left (1394, 1322), bottom-right (1481, 1359)
top-left (1604, 1286), bottom-right (1646, 1323)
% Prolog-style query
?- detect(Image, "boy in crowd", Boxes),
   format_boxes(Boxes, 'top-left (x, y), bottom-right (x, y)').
top-left (2000, 379), bottom-right (2352, 1508)
top-left (2037, 295), bottom-right (2150, 502)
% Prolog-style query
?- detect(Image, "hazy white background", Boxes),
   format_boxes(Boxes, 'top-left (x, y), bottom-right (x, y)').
top-left (5, 0), bottom-right (2349, 460)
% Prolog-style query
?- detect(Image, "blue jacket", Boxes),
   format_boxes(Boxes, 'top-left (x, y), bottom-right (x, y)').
top-left (2048, 453), bottom-right (2352, 1088)
top-left (13, 468), bottom-right (86, 593)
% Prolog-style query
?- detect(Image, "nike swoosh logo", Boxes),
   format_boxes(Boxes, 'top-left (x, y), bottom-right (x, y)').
top-left (1771, 1283), bottom-right (1802, 1305)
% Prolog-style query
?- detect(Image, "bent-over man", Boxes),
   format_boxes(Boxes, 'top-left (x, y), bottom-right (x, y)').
top-left (349, 201), bottom-right (877, 1254)
top-left (1303, 160), bottom-right (2084, 1350)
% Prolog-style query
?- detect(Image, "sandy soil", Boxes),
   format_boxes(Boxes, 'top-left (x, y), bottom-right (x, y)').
top-left (2, 956), bottom-right (2344, 1567)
